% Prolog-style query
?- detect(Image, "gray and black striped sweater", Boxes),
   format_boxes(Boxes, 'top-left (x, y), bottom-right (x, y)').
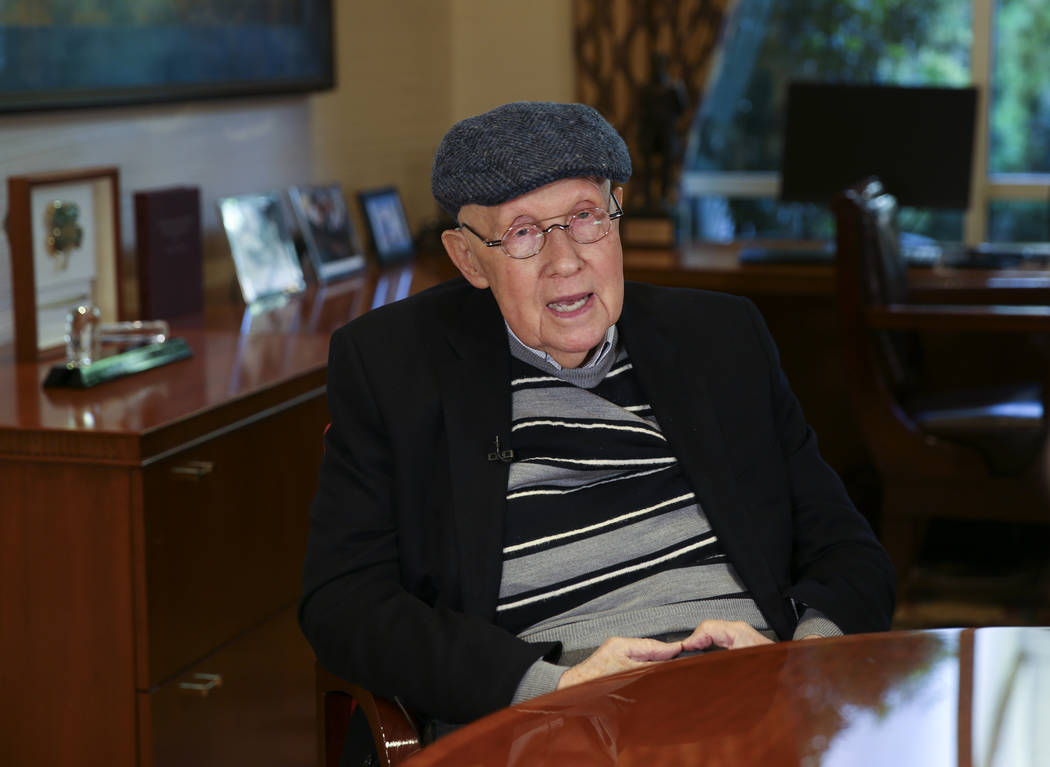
top-left (499, 332), bottom-right (839, 702)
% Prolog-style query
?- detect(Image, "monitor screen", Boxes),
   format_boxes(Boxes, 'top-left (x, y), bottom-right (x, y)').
top-left (780, 81), bottom-right (978, 209)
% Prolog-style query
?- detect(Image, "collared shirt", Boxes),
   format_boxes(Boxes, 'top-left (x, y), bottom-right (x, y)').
top-left (504, 322), bottom-right (618, 371)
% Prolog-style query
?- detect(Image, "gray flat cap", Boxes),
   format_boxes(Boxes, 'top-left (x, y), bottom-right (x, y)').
top-left (431, 101), bottom-right (631, 218)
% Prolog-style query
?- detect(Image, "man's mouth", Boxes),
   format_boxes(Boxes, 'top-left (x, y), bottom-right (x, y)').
top-left (547, 293), bottom-right (591, 313)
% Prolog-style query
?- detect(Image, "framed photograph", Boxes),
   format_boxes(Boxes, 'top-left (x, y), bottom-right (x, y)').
top-left (358, 187), bottom-right (416, 265)
top-left (217, 192), bottom-right (306, 305)
top-left (287, 183), bottom-right (367, 282)
top-left (6, 167), bottom-right (123, 362)
top-left (0, 2), bottom-right (333, 113)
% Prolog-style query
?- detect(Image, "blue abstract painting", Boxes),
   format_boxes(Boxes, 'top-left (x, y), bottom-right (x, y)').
top-left (0, 1), bottom-right (333, 112)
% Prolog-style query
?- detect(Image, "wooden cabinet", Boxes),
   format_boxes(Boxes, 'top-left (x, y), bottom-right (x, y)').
top-left (0, 325), bottom-right (332, 767)
top-left (0, 260), bottom-right (454, 767)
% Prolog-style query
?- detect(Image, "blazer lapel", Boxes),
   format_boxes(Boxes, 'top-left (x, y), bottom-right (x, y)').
top-left (436, 288), bottom-right (513, 618)
top-left (619, 288), bottom-right (784, 615)
top-left (620, 307), bottom-right (738, 531)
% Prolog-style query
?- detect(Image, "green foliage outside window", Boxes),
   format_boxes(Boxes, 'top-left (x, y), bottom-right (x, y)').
top-left (992, 0), bottom-right (1050, 173)
top-left (683, 0), bottom-right (1050, 243)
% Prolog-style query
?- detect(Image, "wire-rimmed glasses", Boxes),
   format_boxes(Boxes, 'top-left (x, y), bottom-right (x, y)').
top-left (459, 195), bottom-right (624, 260)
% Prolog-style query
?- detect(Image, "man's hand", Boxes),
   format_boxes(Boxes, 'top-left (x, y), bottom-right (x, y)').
top-left (682, 619), bottom-right (774, 652)
top-left (555, 622), bottom-right (774, 691)
top-left (556, 636), bottom-right (682, 690)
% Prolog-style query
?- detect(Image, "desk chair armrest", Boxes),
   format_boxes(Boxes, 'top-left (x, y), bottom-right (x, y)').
top-left (348, 683), bottom-right (421, 767)
top-left (317, 663), bottom-right (421, 767)
top-left (867, 304), bottom-right (1050, 332)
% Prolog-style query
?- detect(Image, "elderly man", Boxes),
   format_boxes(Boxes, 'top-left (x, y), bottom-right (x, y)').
top-left (300, 102), bottom-right (895, 752)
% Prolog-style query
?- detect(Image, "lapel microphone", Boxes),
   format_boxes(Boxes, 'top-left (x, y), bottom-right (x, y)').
top-left (487, 435), bottom-right (515, 463)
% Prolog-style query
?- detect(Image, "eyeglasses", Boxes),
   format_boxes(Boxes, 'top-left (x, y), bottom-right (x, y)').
top-left (459, 195), bottom-right (624, 260)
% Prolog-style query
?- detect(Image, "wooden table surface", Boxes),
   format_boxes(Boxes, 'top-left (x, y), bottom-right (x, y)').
top-left (0, 258), bottom-right (456, 463)
top-left (405, 626), bottom-right (1050, 767)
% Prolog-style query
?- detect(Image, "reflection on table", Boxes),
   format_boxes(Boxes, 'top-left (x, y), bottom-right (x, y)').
top-left (405, 627), bottom-right (1049, 767)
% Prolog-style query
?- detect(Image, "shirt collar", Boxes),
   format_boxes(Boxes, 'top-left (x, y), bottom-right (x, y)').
top-left (504, 322), bottom-right (617, 371)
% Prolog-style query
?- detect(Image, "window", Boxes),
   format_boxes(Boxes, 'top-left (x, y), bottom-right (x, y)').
top-left (680, 0), bottom-right (1050, 245)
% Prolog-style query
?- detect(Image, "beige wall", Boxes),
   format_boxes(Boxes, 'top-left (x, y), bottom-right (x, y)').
top-left (311, 0), bottom-right (575, 234)
top-left (309, 0), bottom-right (452, 241)
top-left (448, 0), bottom-right (576, 122)
top-left (0, 98), bottom-right (314, 343)
top-left (0, 0), bottom-right (574, 347)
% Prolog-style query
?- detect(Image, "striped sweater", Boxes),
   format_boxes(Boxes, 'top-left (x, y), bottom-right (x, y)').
top-left (497, 337), bottom-right (770, 670)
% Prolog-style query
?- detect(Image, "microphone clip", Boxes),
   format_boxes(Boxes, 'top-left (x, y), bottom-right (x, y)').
top-left (487, 435), bottom-right (515, 463)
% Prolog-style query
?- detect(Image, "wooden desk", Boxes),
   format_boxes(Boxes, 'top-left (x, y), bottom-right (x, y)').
top-left (623, 243), bottom-right (1050, 303)
top-left (405, 626), bottom-right (1050, 766)
top-left (0, 259), bottom-right (450, 767)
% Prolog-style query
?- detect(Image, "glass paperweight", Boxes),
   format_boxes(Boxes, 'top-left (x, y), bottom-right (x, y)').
top-left (65, 304), bottom-right (102, 367)
top-left (98, 319), bottom-right (171, 348)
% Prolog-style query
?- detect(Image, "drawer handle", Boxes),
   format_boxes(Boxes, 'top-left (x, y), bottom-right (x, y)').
top-left (170, 460), bottom-right (215, 480)
top-left (177, 672), bottom-right (223, 696)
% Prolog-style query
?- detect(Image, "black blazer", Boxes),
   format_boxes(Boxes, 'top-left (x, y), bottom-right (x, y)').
top-left (299, 278), bottom-right (895, 724)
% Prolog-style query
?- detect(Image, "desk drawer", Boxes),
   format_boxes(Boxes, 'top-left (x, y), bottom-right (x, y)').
top-left (139, 394), bottom-right (326, 687)
top-left (141, 606), bottom-right (314, 767)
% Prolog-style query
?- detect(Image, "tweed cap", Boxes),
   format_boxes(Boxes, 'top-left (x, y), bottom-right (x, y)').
top-left (431, 101), bottom-right (631, 218)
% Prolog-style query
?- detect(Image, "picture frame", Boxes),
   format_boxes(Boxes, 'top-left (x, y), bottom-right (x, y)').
top-left (217, 192), bottom-right (306, 305)
top-left (287, 183), bottom-right (367, 282)
top-left (358, 187), bottom-right (416, 265)
top-left (6, 166), bottom-right (124, 362)
top-left (0, 1), bottom-right (333, 113)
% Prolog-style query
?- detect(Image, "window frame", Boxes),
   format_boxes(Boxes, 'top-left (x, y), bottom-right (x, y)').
top-left (680, 0), bottom-right (1050, 245)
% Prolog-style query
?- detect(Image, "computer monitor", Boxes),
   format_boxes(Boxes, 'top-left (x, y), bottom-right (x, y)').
top-left (780, 81), bottom-right (978, 209)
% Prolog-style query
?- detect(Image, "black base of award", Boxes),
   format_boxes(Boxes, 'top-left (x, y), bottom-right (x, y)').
top-left (43, 338), bottom-right (193, 389)
top-left (621, 214), bottom-right (676, 248)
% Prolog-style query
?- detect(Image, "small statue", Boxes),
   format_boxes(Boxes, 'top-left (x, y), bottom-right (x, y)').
top-left (636, 52), bottom-right (688, 215)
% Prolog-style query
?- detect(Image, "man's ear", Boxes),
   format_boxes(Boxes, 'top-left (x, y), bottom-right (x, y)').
top-left (441, 228), bottom-right (490, 289)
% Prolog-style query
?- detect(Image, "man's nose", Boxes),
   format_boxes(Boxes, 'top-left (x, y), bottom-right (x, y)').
top-left (542, 228), bottom-right (584, 276)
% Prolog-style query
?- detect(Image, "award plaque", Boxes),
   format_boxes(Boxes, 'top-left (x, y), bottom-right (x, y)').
top-left (43, 337), bottom-right (193, 389)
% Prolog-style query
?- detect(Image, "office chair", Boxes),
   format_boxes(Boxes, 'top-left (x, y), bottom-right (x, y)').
top-left (832, 178), bottom-right (1050, 597)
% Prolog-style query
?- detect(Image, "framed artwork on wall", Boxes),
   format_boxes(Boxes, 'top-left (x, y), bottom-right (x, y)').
top-left (358, 187), bottom-right (416, 265)
top-left (6, 166), bottom-right (124, 362)
top-left (287, 183), bottom-right (367, 282)
top-left (0, 1), bottom-right (333, 113)
top-left (217, 192), bottom-right (306, 305)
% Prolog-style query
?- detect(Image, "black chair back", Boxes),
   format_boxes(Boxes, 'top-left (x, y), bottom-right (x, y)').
top-left (836, 178), bottom-right (921, 395)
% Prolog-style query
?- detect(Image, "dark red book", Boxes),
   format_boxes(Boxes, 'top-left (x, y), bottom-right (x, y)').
top-left (134, 186), bottom-right (204, 320)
